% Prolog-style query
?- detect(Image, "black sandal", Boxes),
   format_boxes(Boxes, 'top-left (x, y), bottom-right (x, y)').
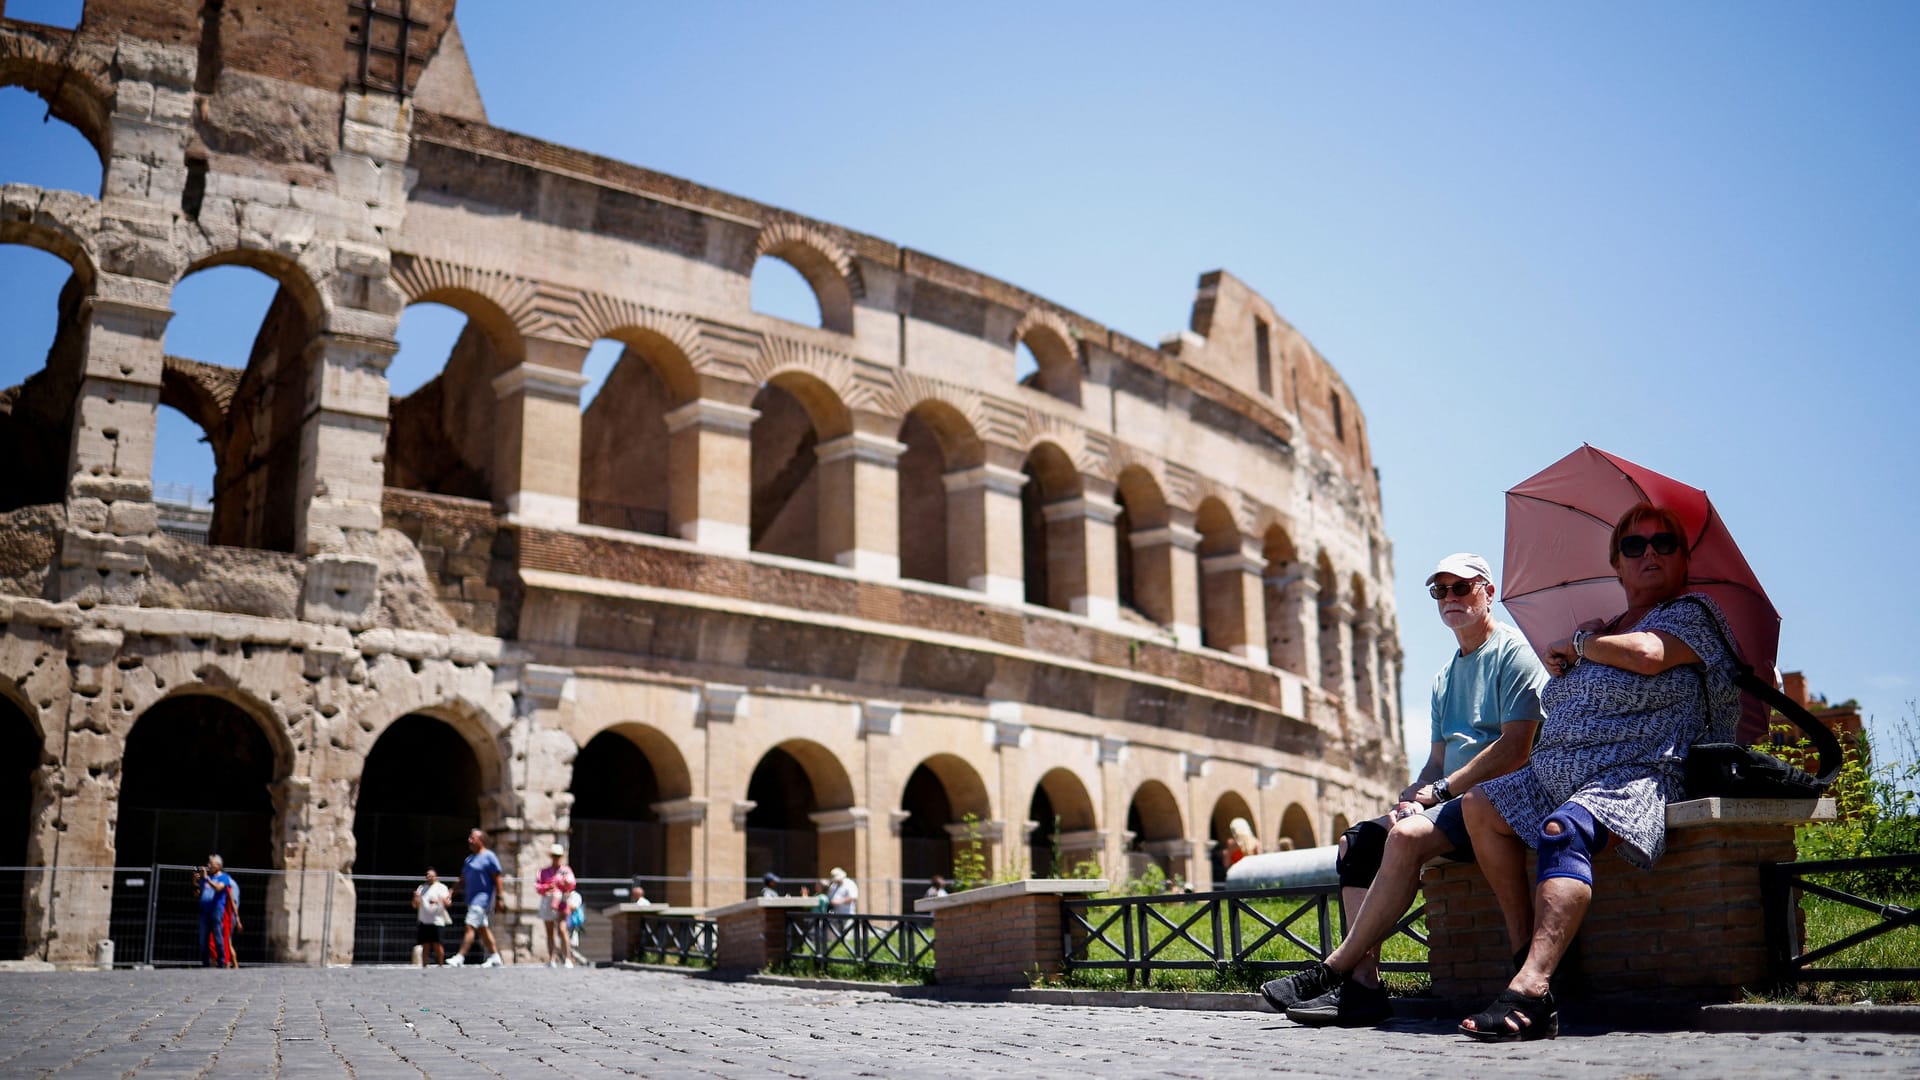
top-left (1459, 988), bottom-right (1558, 1042)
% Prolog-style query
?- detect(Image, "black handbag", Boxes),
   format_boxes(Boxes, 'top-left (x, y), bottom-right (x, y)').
top-left (1675, 599), bottom-right (1841, 799)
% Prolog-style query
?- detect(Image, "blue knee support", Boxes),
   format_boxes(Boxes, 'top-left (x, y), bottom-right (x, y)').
top-left (1535, 804), bottom-right (1609, 886)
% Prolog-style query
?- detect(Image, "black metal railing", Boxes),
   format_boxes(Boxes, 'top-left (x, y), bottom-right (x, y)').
top-left (783, 911), bottom-right (934, 974)
top-left (1762, 852), bottom-right (1920, 984)
top-left (632, 914), bottom-right (716, 966)
top-left (1062, 883), bottom-right (1427, 987)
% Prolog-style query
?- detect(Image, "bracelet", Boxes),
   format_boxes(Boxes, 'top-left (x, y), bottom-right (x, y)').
top-left (1572, 630), bottom-right (1590, 662)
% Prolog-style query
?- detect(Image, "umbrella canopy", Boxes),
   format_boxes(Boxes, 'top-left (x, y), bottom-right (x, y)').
top-left (1503, 445), bottom-right (1779, 742)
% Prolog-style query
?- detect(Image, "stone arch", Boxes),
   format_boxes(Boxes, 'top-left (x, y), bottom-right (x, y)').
top-left (578, 326), bottom-right (702, 536)
top-left (897, 398), bottom-right (984, 587)
top-left (1028, 765), bottom-right (1099, 877)
top-left (0, 680), bottom-right (42, 961)
top-left (363, 697), bottom-right (507, 797)
top-left (1126, 779), bottom-right (1186, 884)
top-left (159, 356), bottom-right (237, 439)
top-left (1263, 523), bottom-right (1309, 676)
top-left (0, 28), bottom-right (115, 170)
top-left (1208, 789), bottom-right (1257, 884)
top-left (1113, 464), bottom-right (1171, 625)
top-left (750, 370), bottom-right (852, 562)
top-left (0, 216), bottom-right (96, 293)
top-left (1194, 496), bottom-right (1243, 652)
top-left (1014, 310), bottom-right (1080, 406)
top-left (1279, 802), bottom-right (1316, 851)
top-left (755, 221), bottom-right (860, 334)
top-left (177, 249), bottom-right (328, 343)
top-left (112, 691), bottom-right (284, 964)
top-left (898, 752), bottom-right (992, 891)
top-left (1020, 440), bottom-right (1083, 611)
top-left (0, 230), bottom-right (93, 513)
top-left (744, 738), bottom-right (858, 888)
top-left (569, 721), bottom-right (694, 902)
top-left (1331, 813), bottom-right (1351, 839)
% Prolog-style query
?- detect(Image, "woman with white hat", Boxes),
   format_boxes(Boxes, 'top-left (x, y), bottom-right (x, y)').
top-left (535, 843), bottom-right (578, 967)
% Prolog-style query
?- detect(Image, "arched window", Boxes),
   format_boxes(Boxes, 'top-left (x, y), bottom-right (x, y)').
top-left (1019, 443), bottom-right (1082, 611)
top-left (0, 242), bottom-right (83, 514)
top-left (385, 297), bottom-right (521, 503)
top-left (166, 264), bottom-right (306, 551)
top-left (751, 254), bottom-right (823, 328)
top-left (580, 334), bottom-right (691, 536)
top-left (0, 82), bottom-right (100, 195)
top-left (1015, 324), bottom-right (1080, 406)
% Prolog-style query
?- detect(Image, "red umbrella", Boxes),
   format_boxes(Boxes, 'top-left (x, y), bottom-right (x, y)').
top-left (1502, 444), bottom-right (1779, 743)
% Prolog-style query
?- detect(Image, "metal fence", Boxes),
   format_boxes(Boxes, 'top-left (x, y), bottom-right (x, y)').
top-left (1762, 851), bottom-right (1920, 985)
top-left (631, 913), bottom-right (717, 966)
top-left (1062, 882), bottom-right (1427, 987)
top-left (782, 911), bottom-right (935, 974)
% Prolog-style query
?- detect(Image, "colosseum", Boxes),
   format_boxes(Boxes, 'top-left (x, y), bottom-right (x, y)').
top-left (0, 0), bottom-right (1403, 965)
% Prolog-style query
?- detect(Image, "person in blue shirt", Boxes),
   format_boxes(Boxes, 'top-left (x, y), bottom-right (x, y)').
top-left (448, 828), bottom-right (505, 966)
top-left (193, 854), bottom-right (239, 968)
top-left (1261, 552), bottom-right (1548, 1026)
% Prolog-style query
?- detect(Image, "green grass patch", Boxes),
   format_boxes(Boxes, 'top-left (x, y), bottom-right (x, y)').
top-left (767, 958), bottom-right (934, 985)
top-left (1747, 890), bottom-right (1920, 1005)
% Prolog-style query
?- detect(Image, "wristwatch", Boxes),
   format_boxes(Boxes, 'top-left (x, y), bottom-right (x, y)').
top-left (1431, 778), bottom-right (1454, 803)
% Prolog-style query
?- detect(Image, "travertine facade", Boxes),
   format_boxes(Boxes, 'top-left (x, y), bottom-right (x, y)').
top-left (0, 1), bottom-right (1404, 964)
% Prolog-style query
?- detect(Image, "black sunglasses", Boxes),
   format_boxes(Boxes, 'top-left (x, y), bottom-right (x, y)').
top-left (1428, 581), bottom-right (1480, 600)
top-left (1619, 532), bottom-right (1682, 559)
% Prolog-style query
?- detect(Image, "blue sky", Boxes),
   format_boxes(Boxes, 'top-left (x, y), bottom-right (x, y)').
top-left (2, 1), bottom-right (1915, 774)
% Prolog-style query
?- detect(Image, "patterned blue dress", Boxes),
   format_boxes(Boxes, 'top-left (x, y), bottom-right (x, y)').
top-left (1477, 594), bottom-right (1741, 869)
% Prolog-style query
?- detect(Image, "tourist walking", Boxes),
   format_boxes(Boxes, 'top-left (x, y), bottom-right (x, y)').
top-left (536, 843), bottom-right (577, 967)
top-left (448, 828), bottom-right (504, 966)
top-left (412, 866), bottom-right (452, 966)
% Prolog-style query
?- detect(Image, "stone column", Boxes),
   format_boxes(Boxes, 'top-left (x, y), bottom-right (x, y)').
top-left (651, 797), bottom-right (709, 908)
top-left (943, 463), bottom-right (1027, 602)
top-left (1041, 481), bottom-right (1120, 622)
top-left (1131, 517), bottom-right (1201, 646)
top-left (809, 808), bottom-right (871, 896)
top-left (41, 628), bottom-right (127, 965)
top-left (1201, 541), bottom-right (1269, 663)
top-left (491, 346), bottom-right (590, 526)
top-left (665, 399), bottom-right (759, 552)
top-left (1352, 609), bottom-right (1380, 722)
top-left (815, 430), bottom-right (906, 578)
top-left (58, 277), bottom-right (170, 605)
top-left (295, 332), bottom-right (394, 554)
top-left (1320, 597), bottom-right (1354, 702)
top-left (1265, 563), bottom-right (1320, 678)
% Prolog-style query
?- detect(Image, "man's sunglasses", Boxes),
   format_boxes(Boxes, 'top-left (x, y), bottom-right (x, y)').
top-left (1619, 532), bottom-right (1682, 559)
top-left (1428, 581), bottom-right (1481, 600)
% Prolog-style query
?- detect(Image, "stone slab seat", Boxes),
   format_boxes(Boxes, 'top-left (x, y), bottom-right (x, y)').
top-left (1423, 796), bottom-right (1836, 1007)
top-left (709, 897), bottom-right (820, 973)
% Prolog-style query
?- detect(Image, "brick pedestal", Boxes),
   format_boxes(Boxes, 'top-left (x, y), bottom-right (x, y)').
top-left (916, 879), bottom-right (1106, 986)
top-left (1424, 797), bottom-right (1832, 1006)
top-left (604, 902), bottom-right (669, 964)
top-left (710, 897), bottom-right (817, 973)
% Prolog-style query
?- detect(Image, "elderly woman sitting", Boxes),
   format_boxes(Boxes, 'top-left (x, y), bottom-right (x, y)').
top-left (1457, 502), bottom-right (1742, 1041)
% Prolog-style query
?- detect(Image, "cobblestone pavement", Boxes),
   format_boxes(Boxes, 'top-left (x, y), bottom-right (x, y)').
top-left (1, 968), bottom-right (1916, 1079)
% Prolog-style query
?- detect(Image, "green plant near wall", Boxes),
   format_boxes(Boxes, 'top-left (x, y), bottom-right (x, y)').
top-left (952, 812), bottom-right (988, 889)
top-left (1792, 702), bottom-right (1920, 892)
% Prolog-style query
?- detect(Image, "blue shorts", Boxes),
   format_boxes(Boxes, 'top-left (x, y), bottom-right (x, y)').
top-left (1423, 798), bottom-right (1474, 862)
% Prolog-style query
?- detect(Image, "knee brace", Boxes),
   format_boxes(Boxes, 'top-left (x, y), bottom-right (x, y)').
top-left (1535, 804), bottom-right (1610, 886)
top-left (1337, 819), bottom-right (1389, 888)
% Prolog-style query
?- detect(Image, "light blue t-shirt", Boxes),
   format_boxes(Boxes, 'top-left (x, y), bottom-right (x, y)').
top-left (462, 848), bottom-right (502, 906)
top-left (1430, 620), bottom-right (1549, 776)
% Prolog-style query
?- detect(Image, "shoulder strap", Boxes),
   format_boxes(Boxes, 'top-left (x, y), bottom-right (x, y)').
top-left (1668, 596), bottom-right (1841, 784)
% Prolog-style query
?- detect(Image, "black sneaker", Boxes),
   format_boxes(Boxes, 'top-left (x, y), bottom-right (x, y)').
top-left (1259, 963), bottom-right (1337, 1013)
top-left (1286, 978), bottom-right (1393, 1028)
